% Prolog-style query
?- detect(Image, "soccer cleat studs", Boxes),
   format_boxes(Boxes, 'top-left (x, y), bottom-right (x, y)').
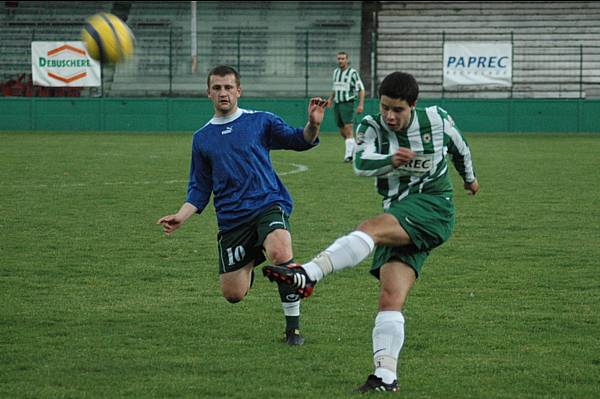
top-left (262, 263), bottom-right (315, 299)
top-left (356, 374), bottom-right (399, 393)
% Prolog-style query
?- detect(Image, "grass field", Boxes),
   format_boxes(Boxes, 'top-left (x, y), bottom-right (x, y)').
top-left (1, 131), bottom-right (599, 398)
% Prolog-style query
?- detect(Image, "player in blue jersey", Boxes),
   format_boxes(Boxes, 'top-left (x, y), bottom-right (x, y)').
top-left (157, 66), bottom-right (326, 345)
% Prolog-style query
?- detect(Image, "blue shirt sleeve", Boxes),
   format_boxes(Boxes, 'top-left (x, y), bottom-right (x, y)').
top-left (267, 113), bottom-right (319, 151)
top-left (186, 140), bottom-right (212, 213)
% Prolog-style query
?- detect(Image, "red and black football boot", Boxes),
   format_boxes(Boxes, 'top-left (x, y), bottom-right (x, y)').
top-left (262, 263), bottom-right (315, 299)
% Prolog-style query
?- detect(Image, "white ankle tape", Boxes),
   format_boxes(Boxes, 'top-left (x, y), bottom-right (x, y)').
top-left (313, 252), bottom-right (334, 275)
top-left (374, 354), bottom-right (397, 372)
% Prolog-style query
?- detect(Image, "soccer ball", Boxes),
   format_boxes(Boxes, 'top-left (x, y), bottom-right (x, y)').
top-left (81, 12), bottom-right (135, 64)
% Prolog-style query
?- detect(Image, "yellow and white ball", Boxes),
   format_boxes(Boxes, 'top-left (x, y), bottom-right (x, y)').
top-left (81, 12), bottom-right (135, 64)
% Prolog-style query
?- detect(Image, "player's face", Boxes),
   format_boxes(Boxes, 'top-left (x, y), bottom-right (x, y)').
top-left (380, 95), bottom-right (414, 132)
top-left (337, 54), bottom-right (348, 69)
top-left (207, 74), bottom-right (241, 117)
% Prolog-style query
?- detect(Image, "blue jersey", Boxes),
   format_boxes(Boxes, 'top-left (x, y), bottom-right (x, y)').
top-left (186, 108), bottom-right (318, 232)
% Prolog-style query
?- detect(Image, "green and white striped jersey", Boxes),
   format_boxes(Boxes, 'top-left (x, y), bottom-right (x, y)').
top-left (354, 106), bottom-right (476, 209)
top-left (332, 67), bottom-right (364, 103)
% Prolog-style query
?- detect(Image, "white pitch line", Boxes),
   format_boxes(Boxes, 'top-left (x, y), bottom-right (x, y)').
top-left (277, 162), bottom-right (309, 176)
top-left (11, 162), bottom-right (309, 189)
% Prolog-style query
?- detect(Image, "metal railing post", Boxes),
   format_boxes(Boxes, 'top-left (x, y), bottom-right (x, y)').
top-left (169, 27), bottom-right (173, 96)
top-left (305, 31), bottom-right (309, 98)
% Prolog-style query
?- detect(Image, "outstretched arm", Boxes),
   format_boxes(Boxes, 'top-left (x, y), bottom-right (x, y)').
top-left (156, 202), bottom-right (198, 235)
top-left (303, 97), bottom-right (327, 144)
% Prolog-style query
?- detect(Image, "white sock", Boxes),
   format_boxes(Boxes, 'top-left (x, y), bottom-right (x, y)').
top-left (372, 311), bottom-right (405, 384)
top-left (344, 138), bottom-right (355, 158)
top-left (281, 300), bottom-right (300, 317)
top-left (302, 231), bottom-right (375, 281)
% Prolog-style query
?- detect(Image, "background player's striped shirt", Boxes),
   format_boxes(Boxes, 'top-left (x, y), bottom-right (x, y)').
top-left (332, 67), bottom-right (364, 103)
top-left (353, 106), bottom-right (476, 209)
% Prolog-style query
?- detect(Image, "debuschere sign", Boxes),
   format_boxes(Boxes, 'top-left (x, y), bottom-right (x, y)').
top-left (32, 41), bottom-right (101, 87)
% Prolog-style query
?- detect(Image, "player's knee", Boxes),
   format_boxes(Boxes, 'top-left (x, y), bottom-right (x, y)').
top-left (379, 287), bottom-right (406, 310)
top-left (225, 295), bottom-right (243, 304)
top-left (221, 287), bottom-right (247, 304)
top-left (357, 216), bottom-right (383, 236)
top-left (357, 214), bottom-right (400, 244)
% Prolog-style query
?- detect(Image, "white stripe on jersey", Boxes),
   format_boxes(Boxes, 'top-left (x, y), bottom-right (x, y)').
top-left (385, 124), bottom-right (401, 201)
top-left (406, 113), bottom-right (424, 191)
top-left (426, 106), bottom-right (445, 169)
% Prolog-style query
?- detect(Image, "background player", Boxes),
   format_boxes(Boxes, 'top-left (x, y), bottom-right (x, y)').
top-left (326, 51), bottom-right (365, 163)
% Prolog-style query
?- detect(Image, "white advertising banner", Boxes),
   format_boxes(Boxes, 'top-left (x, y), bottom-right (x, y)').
top-left (32, 41), bottom-right (101, 87)
top-left (443, 42), bottom-right (512, 89)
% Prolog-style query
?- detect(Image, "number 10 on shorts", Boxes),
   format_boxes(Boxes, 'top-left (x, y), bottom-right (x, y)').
top-left (227, 245), bottom-right (246, 266)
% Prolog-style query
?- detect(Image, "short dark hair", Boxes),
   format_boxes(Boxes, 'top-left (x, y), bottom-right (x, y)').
top-left (337, 51), bottom-right (348, 57)
top-left (378, 72), bottom-right (419, 105)
top-left (207, 65), bottom-right (240, 87)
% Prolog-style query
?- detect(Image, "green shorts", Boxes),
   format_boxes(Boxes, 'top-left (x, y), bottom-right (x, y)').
top-left (371, 194), bottom-right (455, 279)
top-left (217, 204), bottom-right (291, 274)
top-left (333, 100), bottom-right (355, 128)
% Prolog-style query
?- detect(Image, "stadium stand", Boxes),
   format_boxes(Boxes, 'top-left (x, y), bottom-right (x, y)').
top-left (2, 1), bottom-right (598, 98)
top-left (108, 1), bottom-right (188, 96)
top-left (110, 1), bottom-right (362, 97)
top-left (376, 1), bottom-right (600, 98)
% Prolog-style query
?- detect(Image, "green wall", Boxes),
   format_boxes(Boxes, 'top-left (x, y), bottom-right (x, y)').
top-left (1, 97), bottom-right (599, 133)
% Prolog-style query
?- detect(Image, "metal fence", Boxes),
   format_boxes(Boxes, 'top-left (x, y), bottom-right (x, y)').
top-left (376, 30), bottom-right (600, 99)
top-left (2, 25), bottom-right (600, 99)
top-left (107, 29), bottom-right (362, 98)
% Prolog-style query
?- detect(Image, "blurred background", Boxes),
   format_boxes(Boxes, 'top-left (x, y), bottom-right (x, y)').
top-left (2, 1), bottom-right (600, 132)
top-left (2, 1), bottom-right (600, 98)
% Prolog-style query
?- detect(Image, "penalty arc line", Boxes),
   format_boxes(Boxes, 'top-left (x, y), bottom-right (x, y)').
top-left (13, 162), bottom-right (309, 189)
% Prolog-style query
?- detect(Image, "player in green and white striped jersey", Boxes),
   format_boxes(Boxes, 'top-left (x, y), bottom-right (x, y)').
top-left (263, 72), bottom-right (479, 392)
top-left (353, 89), bottom-right (476, 209)
top-left (326, 51), bottom-right (365, 162)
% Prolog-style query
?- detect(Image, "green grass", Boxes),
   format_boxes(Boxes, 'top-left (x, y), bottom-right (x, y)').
top-left (1, 131), bottom-right (599, 398)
